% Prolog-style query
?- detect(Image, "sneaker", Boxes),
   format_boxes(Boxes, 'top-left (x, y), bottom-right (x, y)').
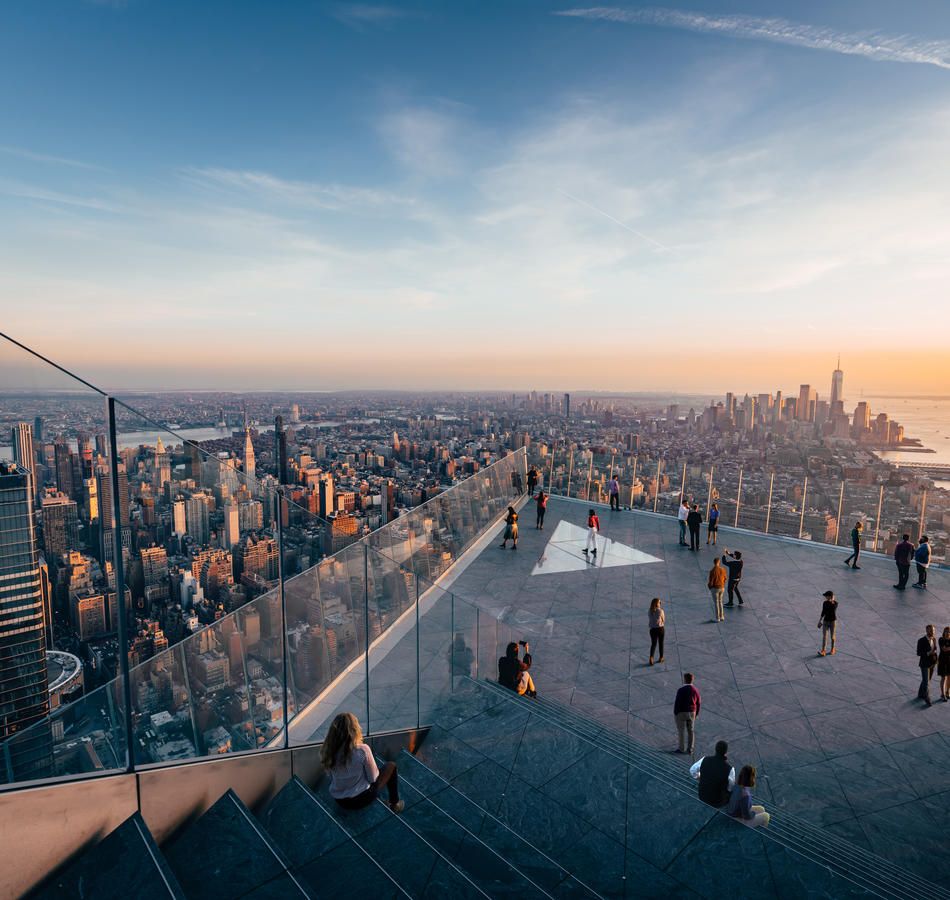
top-left (844, 561), bottom-right (852, 567)
top-left (725, 602), bottom-right (734, 608)
top-left (390, 800), bottom-right (405, 814)
top-left (582, 548), bottom-right (588, 554)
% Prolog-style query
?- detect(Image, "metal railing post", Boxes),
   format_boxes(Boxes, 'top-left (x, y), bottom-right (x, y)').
top-left (734, 468), bottom-right (743, 527)
top-left (678, 461), bottom-right (687, 505)
top-left (629, 456), bottom-right (638, 508)
top-left (474, 608), bottom-right (480, 681)
top-left (919, 489), bottom-right (928, 541)
top-left (798, 477), bottom-right (808, 540)
top-left (834, 482), bottom-right (845, 545)
top-left (705, 466), bottom-right (714, 519)
top-left (566, 449), bottom-right (574, 497)
top-left (548, 440), bottom-right (557, 495)
top-left (653, 459), bottom-right (661, 513)
top-left (415, 574), bottom-right (421, 729)
top-left (106, 398), bottom-right (135, 773)
top-left (585, 453), bottom-right (594, 502)
top-left (764, 472), bottom-right (774, 534)
top-left (874, 485), bottom-right (884, 551)
top-left (275, 486), bottom-right (290, 749)
top-left (364, 543), bottom-right (371, 735)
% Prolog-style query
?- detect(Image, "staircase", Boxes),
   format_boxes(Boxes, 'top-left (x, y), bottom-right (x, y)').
top-left (476, 678), bottom-right (950, 900)
top-left (29, 678), bottom-right (941, 900)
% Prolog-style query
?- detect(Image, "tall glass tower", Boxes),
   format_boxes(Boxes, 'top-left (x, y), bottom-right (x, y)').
top-left (0, 461), bottom-right (52, 781)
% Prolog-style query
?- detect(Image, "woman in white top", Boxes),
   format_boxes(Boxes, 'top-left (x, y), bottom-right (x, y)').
top-left (321, 712), bottom-right (404, 813)
top-left (648, 597), bottom-right (666, 666)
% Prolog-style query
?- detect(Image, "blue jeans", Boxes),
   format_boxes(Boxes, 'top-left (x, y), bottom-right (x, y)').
top-left (679, 520), bottom-right (687, 544)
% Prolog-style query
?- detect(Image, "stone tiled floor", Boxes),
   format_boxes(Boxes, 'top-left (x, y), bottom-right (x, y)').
top-left (446, 496), bottom-right (950, 887)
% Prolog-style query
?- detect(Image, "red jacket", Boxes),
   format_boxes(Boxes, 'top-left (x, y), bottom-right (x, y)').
top-left (588, 514), bottom-right (600, 530)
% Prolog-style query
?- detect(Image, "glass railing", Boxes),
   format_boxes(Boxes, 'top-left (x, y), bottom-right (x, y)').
top-left (0, 328), bottom-right (528, 789)
top-left (530, 443), bottom-right (943, 566)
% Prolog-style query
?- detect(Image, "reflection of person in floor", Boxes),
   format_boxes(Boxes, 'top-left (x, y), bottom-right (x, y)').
top-left (498, 641), bottom-right (537, 697)
top-left (582, 509), bottom-right (600, 557)
top-left (449, 632), bottom-right (474, 677)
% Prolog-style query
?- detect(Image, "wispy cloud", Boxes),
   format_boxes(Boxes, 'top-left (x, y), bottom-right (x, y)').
top-left (329, 4), bottom-right (419, 30)
top-left (0, 179), bottom-right (120, 212)
top-left (0, 145), bottom-right (104, 171)
top-left (179, 167), bottom-right (414, 211)
top-left (557, 7), bottom-right (950, 70)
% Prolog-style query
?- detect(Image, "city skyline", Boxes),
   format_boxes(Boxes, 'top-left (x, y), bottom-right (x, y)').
top-left (2, 2), bottom-right (950, 391)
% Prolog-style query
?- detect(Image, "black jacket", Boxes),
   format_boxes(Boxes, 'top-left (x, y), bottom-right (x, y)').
top-left (918, 636), bottom-right (938, 670)
top-left (698, 754), bottom-right (732, 807)
top-left (686, 510), bottom-right (703, 530)
top-left (722, 556), bottom-right (743, 582)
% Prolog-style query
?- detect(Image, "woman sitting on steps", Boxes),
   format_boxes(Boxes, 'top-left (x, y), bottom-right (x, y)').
top-left (321, 712), bottom-right (404, 813)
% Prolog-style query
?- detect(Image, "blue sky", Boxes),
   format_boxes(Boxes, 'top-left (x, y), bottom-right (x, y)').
top-left (2, 1), bottom-right (950, 392)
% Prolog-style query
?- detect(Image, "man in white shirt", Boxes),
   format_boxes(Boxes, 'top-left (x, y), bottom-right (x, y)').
top-left (690, 740), bottom-right (736, 807)
top-left (678, 501), bottom-right (689, 546)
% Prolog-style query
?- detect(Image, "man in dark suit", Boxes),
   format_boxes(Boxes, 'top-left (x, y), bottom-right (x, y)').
top-left (917, 624), bottom-right (938, 707)
top-left (894, 534), bottom-right (915, 590)
top-left (687, 504), bottom-right (703, 551)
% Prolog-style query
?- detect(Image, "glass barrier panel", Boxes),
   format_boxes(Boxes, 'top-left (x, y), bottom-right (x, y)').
top-left (0, 333), bottom-right (127, 785)
top-left (130, 643), bottom-right (198, 765)
top-left (285, 542), bottom-right (367, 745)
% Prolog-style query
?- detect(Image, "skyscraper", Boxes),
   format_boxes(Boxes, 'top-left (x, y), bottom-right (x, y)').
top-left (0, 462), bottom-right (51, 781)
top-left (243, 427), bottom-right (256, 492)
top-left (563, 393), bottom-right (571, 419)
top-left (275, 416), bottom-right (288, 485)
top-left (797, 385), bottom-right (816, 422)
top-left (54, 439), bottom-right (74, 500)
top-left (11, 423), bottom-right (37, 500)
top-left (830, 356), bottom-right (844, 408)
top-left (152, 437), bottom-right (171, 493)
top-left (318, 474), bottom-right (335, 520)
top-left (41, 492), bottom-right (80, 561)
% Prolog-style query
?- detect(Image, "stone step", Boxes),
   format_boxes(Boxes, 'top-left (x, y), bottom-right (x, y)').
top-left (257, 777), bottom-right (406, 898)
top-left (308, 774), bottom-right (489, 898)
top-left (396, 750), bottom-right (600, 899)
top-left (478, 679), bottom-right (937, 900)
top-left (31, 812), bottom-right (185, 900)
top-left (162, 789), bottom-right (311, 899)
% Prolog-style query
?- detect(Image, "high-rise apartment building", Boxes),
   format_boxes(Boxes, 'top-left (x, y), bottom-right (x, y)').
top-left (318, 474), bottom-right (335, 520)
top-left (275, 416), bottom-right (288, 484)
top-left (41, 492), bottom-right (80, 561)
top-left (0, 462), bottom-right (51, 780)
top-left (797, 385), bottom-right (816, 422)
top-left (54, 440), bottom-right (75, 500)
top-left (563, 393), bottom-right (571, 419)
top-left (97, 463), bottom-right (130, 566)
top-left (11, 423), bottom-right (37, 500)
top-left (223, 502), bottom-right (240, 548)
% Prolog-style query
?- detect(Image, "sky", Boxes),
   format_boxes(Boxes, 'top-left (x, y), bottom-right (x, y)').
top-left (1, 0), bottom-right (950, 395)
